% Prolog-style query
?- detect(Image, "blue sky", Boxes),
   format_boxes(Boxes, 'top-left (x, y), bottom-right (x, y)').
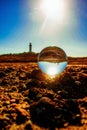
top-left (0, 0), bottom-right (87, 56)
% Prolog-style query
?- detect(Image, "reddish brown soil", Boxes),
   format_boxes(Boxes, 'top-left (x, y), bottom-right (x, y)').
top-left (0, 62), bottom-right (87, 130)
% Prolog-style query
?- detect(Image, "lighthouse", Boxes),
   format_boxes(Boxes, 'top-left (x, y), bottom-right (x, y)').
top-left (29, 42), bottom-right (32, 52)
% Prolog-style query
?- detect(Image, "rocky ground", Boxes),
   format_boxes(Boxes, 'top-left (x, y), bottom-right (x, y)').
top-left (0, 62), bottom-right (87, 130)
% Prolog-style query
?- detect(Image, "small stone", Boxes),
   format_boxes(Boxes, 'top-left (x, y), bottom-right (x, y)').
top-left (19, 73), bottom-right (26, 80)
top-left (25, 120), bottom-right (33, 130)
top-left (64, 122), bottom-right (69, 127)
top-left (75, 81), bottom-right (81, 86)
top-left (3, 101), bottom-right (10, 106)
top-left (15, 107), bottom-right (29, 117)
top-left (10, 99), bottom-right (16, 103)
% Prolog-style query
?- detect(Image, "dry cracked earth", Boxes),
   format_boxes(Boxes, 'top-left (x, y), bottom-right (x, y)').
top-left (0, 62), bottom-right (87, 130)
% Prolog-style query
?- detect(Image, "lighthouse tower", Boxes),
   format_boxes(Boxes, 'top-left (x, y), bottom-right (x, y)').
top-left (29, 42), bottom-right (32, 52)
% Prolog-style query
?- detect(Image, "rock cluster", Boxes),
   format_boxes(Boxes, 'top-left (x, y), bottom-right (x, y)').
top-left (0, 63), bottom-right (87, 130)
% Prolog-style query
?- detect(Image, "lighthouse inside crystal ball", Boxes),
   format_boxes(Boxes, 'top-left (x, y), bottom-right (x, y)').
top-left (38, 46), bottom-right (68, 76)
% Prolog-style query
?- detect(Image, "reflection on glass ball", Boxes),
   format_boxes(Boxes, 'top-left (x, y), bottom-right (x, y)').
top-left (38, 46), bottom-right (68, 76)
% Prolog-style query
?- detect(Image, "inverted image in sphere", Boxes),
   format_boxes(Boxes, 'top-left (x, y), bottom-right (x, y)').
top-left (38, 46), bottom-right (68, 76)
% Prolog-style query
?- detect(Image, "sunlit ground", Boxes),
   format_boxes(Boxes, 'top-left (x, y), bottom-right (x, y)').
top-left (0, 62), bottom-right (87, 129)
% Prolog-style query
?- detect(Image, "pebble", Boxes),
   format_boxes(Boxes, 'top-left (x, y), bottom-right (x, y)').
top-left (15, 107), bottom-right (29, 117)
top-left (0, 63), bottom-right (86, 129)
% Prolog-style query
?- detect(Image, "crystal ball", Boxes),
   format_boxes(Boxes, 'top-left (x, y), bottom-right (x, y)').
top-left (38, 46), bottom-right (68, 76)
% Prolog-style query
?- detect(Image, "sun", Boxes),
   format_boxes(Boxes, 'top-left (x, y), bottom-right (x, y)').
top-left (40, 0), bottom-right (66, 22)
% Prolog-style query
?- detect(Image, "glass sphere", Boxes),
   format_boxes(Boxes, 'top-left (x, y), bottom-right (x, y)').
top-left (38, 46), bottom-right (68, 76)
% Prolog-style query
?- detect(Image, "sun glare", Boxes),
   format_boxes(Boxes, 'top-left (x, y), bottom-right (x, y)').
top-left (47, 66), bottom-right (58, 76)
top-left (40, 0), bottom-right (66, 22)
